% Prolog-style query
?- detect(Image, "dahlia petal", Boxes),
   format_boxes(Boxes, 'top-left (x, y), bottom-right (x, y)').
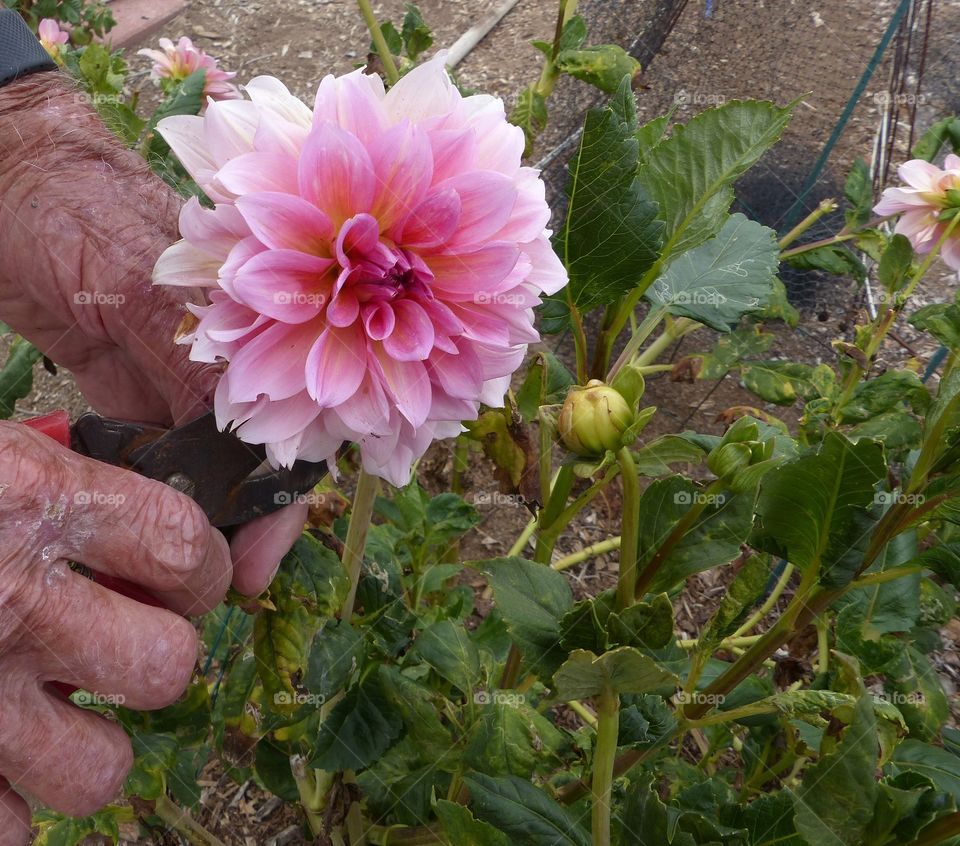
top-left (399, 188), bottom-right (462, 248)
top-left (363, 301), bottom-right (396, 341)
top-left (336, 213), bottom-right (389, 268)
top-left (382, 53), bottom-right (456, 124)
top-left (244, 76), bottom-right (313, 128)
top-left (217, 151), bottom-right (299, 195)
top-left (370, 121), bottom-right (434, 233)
top-left (227, 320), bottom-right (318, 401)
top-left (236, 192), bottom-right (334, 253)
top-left (440, 170), bottom-right (518, 248)
top-left (521, 234), bottom-right (567, 295)
top-left (382, 299), bottom-right (435, 361)
top-left (479, 374), bottom-right (513, 407)
top-left (874, 187), bottom-right (935, 215)
top-left (203, 99), bottom-right (261, 164)
top-left (429, 127), bottom-right (478, 184)
top-left (373, 351), bottom-right (431, 428)
top-left (299, 123), bottom-right (376, 223)
top-left (153, 240), bottom-right (222, 288)
top-left (254, 116), bottom-right (309, 157)
top-left (942, 236), bottom-right (960, 271)
top-left (306, 323), bottom-right (367, 406)
top-left (235, 390), bottom-right (322, 443)
top-left (157, 115), bottom-right (227, 200)
top-left (327, 290), bottom-right (360, 327)
top-left (179, 198), bottom-right (250, 259)
top-left (232, 249), bottom-right (333, 322)
top-left (898, 159), bottom-right (943, 190)
top-left (471, 111), bottom-right (525, 175)
top-left (330, 374), bottom-right (392, 436)
top-left (318, 70), bottom-right (388, 145)
top-left (497, 168), bottom-right (551, 242)
top-left (427, 243), bottom-right (520, 300)
top-left (946, 154), bottom-right (960, 171)
top-left (428, 344), bottom-right (483, 400)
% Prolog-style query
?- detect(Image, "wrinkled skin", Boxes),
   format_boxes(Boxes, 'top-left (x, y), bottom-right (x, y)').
top-left (0, 72), bottom-right (307, 840)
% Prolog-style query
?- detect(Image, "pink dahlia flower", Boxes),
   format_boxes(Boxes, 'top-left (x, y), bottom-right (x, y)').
top-left (138, 36), bottom-right (241, 103)
top-left (874, 155), bottom-right (960, 269)
top-left (38, 18), bottom-right (69, 56)
top-left (152, 56), bottom-right (567, 485)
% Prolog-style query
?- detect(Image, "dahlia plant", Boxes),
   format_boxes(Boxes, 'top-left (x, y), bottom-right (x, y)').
top-left (12, 1), bottom-right (960, 846)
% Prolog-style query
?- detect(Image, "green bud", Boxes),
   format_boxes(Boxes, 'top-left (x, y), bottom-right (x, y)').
top-left (707, 442), bottom-right (753, 479)
top-left (559, 380), bottom-right (634, 456)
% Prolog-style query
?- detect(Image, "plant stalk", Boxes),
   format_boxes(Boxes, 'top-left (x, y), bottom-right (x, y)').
top-left (342, 467), bottom-right (380, 621)
top-left (591, 687), bottom-right (619, 846)
top-left (908, 812), bottom-right (960, 846)
top-left (615, 447), bottom-right (640, 611)
top-left (153, 795), bottom-right (227, 846)
top-left (552, 536), bottom-right (621, 571)
top-left (356, 0), bottom-right (400, 84)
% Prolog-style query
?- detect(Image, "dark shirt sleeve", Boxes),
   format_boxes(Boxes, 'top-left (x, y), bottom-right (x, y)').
top-left (0, 9), bottom-right (58, 88)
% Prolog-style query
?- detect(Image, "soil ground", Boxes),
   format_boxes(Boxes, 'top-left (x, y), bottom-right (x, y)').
top-left (8, 0), bottom-right (960, 842)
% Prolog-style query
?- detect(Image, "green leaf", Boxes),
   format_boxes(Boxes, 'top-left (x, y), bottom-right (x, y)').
top-left (844, 158), bottom-right (873, 227)
top-left (436, 799), bottom-right (510, 846)
top-left (555, 48), bottom-right (640, 93)
top-left (726, 793), bottom-right (807, 846)
top-left (253, 738), bottom-right (299, 801)
top-left (632, 435), bottom-right (706, 476)
top-left (837, 369), bottom-right (928, 423)
top-left (639, 98), bottom-right (794, 258)
top-left (878, 233), bottom-right (914, 293)
top-left (645, 213), bottom-right (780, 331)
top-left (516, 350), bottom-right (575, 422)
top-left (637, 477), bottom-right (754, 592)
top-left (311, 673), bottom-right (403, 772)
top-left (377, 20), bottom-right (403, 54)
top-left (910, 298), bottom-right (960, 351)
top-left (752, 433), bottom-right (886, 584)
top-left (465, 774), bottom-right (590, 846)
top-left (303, 620), bottom-right (363, 702)
top-left (886, 646), bottom-right (949, 741)
top-left (413, 618), bottom-right (481, 695)
top-left (912, 115), bottom-right (960, 161)
top-left (464, 699), bottom-right (567, 778)
top-left (401, 4), bottom-right (432, 60)
top-left (553, 646), bottom-right (678, 700)
top-left (125, 732), bottom-right (178, 800)
top-left (690, 326), bottom-right (776, 379)
top-left (557, 76), bottom-right (664, 313)
top-left (475, 557), bottom-right (574, 677)
top-left (795, 693), bottom-right (879, 846)
top-left (635, 114), bottom-right (670, 168)
top-left (698, 554), bottom-right (772, 651)
top-left (889, 741), bottom-right (960, 803)
top-left (0, 335), bottom-right (41, 418)
top-left (784, 243), bottom-right (866, 281)
top-left (606, 593), bottom-right (674, 650)
top-left (740, 361), bottom-right (836, 405)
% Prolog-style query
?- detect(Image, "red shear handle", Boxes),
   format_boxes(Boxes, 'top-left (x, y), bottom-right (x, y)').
top-left (21, 410), bottom-right (164, 610)
top-left (22, 408), bottom-right (71, 447)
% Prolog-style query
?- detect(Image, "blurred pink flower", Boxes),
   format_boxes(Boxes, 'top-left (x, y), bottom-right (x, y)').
top-left (874, 155), bottom-right (960, 269)
top-left (152, 56), bottom-right (567, 485)
top-left (138, 36), bottom-right (241, 103)
top-left (38, 18), bottom-right (69, 56)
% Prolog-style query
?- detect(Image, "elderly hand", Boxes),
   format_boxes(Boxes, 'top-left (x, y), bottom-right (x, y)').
top-left (0, 71), bottom-right (308, 595)
top-left (0, 70), bottom-right (306, 840)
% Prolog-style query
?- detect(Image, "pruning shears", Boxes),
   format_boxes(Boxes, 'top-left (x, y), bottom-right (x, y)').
top-left (23, 409), bottom-right (329, 527)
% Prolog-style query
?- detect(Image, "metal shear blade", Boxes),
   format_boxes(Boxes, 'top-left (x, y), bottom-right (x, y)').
top-left (71, 411), bottom-right (329, 527)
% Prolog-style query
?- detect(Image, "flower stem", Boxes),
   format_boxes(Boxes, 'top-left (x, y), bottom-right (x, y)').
top-left (342, 467), bottom-right (380, 620)
top-left (591, 686), bottom-right (619, 846)
top-left (551, 536), bottom-right (621, 571)
top-left (615, 447), bottom-right (639, 611)
top-left (153, 795), bottom-right (227, 846)
top-left (729, 562), bottom-right (793, 639)
top-left (356, 0), bottom-right (400, 84)
top-left (777, 198), bottom-right (838, 249)
top-left (907, 812), bottom-right (960, 846)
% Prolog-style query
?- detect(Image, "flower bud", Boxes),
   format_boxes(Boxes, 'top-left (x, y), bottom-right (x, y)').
top-left (559, 380), bottom-right (634, 456)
